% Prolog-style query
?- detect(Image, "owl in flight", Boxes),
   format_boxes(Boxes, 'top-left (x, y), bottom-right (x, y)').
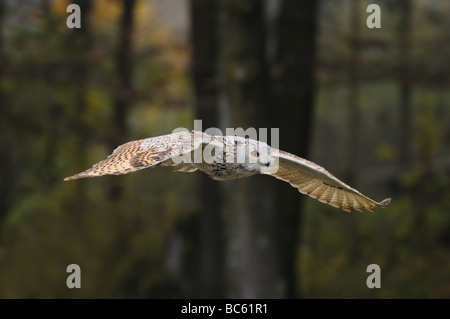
top-left (65, 130), bottom-right (391, 213)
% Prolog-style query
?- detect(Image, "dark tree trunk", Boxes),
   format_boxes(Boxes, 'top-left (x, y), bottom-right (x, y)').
top-left (188, 0), bottom-right (318, 298)
top-left (346, 0), bottom-right (362, 185)
top-left (270, 0), bottom-right (318, 298)
top-left (189, 0), bottom-right (225, 298)
top-left (0, 0), bottom-right (4, 83)
top-left (110, 0), bottom-right (136, 199)
top-left (71, 0), bottom-right (93, 146)
top-left (114, 0), bottom-right (135, 137)
top-left (217, 0), bottom-right (281, 298)
top-left (0, 0), bottom-right (7, 224)
top-left (68, 0), bottom-right (93, 209)
top-left (398, 0), bottom-right (412, 165)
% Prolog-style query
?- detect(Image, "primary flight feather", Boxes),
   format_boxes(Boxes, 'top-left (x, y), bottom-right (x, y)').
top-left (65, 130), bottom-right (391, 213)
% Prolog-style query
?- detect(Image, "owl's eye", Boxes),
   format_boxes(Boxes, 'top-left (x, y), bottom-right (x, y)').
top-left (251, 151), bottom-right (260, 157)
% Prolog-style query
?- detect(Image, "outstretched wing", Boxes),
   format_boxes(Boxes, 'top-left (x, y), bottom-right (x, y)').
top-left (64, 131), bottom-right (204, 181)
top-left (262, 150), bottom-right (391, 213)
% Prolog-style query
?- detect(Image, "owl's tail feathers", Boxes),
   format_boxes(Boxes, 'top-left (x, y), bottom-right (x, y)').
top-left (378, 198), bottom-right (392, 207)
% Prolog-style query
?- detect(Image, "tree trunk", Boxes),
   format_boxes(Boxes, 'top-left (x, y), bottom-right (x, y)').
top-left (189, 0), bottom-right (225, 298)
top-left (398, 0), bottom-right (412, 165)
top-left (189, 0), bottom-right (318, 298)
top-left (346, 0), bottom-right (362, 185)
top-left (217, 0), bottom-right (281, 298)
top-left (270, 0), bottom-right (318, 298)
top-left (67, 0), bottom-right (93, 209)
top-left (0, 0), bottom-right (4, 85)
top-left (110, 0), bottom-right (136, 199)
top-left (0, 0), bottom-right (7, 224)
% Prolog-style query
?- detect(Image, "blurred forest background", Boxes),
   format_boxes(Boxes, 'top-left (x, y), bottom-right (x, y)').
top-left (0, 0), bottom-right (449, 298)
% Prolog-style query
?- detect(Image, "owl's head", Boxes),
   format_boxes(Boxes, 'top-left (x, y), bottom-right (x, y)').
top-left (231, 138), bottom-right (272, 172)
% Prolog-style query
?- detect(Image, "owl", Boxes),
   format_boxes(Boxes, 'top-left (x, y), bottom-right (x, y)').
top-left (65, 130), bottom-right (391, 213)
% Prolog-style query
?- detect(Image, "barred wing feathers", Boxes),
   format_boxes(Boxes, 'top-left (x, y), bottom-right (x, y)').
top-left (264, 150), bottom-right (391, 213)
top-left (64, 131), bottom-right (200, 181)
